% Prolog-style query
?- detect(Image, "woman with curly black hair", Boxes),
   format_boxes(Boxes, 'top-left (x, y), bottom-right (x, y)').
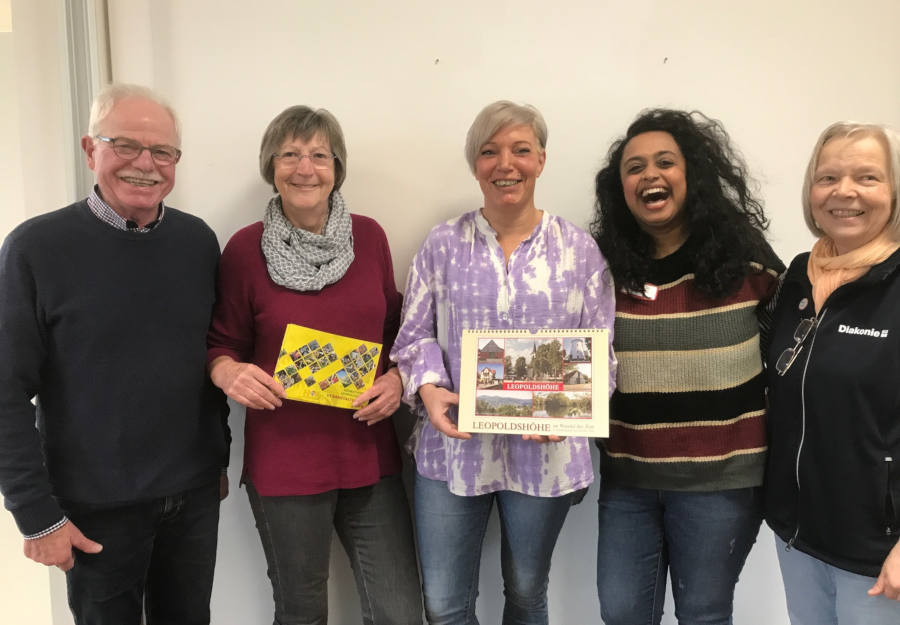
top-left (590, 109), bottom-right (783, 625)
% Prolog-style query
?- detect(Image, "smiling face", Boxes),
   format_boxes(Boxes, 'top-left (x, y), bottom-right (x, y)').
top-left (620, 131), bottom-right (688, 250)
top-left (81, 97), bottom-right (178, 224)
top-left (273, 133), bottom-right (335, 232)
top-left (810, 134), bottom-right (893, 255)
top-left (474, 124), bottom-right (545, 213)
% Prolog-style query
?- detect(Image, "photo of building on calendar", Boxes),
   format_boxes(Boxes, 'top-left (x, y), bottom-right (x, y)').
top-left (459, 329), bottom-right (609, 437)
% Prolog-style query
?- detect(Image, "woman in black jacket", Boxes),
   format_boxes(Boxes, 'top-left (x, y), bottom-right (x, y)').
top-left (765, 121), bottom-right (900, 623)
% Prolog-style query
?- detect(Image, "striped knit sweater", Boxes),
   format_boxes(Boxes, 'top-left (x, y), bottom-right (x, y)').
top-left (600, 242), bottom-right (780, 491)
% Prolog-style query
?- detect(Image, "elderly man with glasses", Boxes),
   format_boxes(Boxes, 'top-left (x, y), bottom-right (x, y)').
top-left (0, 83), bottom-right (229, 625)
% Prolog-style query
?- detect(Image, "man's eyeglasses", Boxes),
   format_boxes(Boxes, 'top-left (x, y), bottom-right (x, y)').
top-left (273, 151), bottom-right (336, 170)
top-left (775, 317), bottom-right (818, 376)
top-left (95, 135), bottom-right (181, 165)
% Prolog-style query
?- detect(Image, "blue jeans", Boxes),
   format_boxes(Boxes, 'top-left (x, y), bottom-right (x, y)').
top-left (247, 474), bottom-right (422, 625)
top-left (414, 472), bottom-right (576, 625)
top-left (774, 535), bottom-right (900, 624)
top-left (596, 486), bottom-right (761, 625)
top-left (63, 480), bottom-right (220, 625)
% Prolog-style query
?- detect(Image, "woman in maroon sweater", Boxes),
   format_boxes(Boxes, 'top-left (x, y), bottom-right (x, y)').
top-left (207, 106), bottom-right (421, 623)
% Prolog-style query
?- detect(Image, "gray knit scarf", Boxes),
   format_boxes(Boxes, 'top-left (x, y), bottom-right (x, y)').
top-left (261, 191), bottom-right (354, 291)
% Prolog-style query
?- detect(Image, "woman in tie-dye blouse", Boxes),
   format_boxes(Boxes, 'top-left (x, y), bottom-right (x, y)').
top-left (391, 100), bottom-right (616, 625)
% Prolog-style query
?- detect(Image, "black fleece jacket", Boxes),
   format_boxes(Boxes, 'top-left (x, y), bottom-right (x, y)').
top-left (765, 248), bottom-right (900, 577)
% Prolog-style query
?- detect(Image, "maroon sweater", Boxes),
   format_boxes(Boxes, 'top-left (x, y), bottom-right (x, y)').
top-left (208, 216), bottom-right (403, 495)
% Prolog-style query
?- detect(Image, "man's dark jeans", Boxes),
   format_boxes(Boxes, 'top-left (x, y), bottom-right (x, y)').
top-left (62, 480), bottom-right (220, 625)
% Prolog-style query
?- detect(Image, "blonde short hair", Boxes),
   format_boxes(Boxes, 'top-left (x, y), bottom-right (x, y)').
top-left (464, 101), bottom-right (547, 173)
top-left (802, 121), bottom-right (900, 239)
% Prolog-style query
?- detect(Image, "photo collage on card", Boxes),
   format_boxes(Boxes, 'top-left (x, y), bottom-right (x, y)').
top-left (473, 336), bottom-right (594, 419)
top-left (275, 340), bottom-right (380, 393)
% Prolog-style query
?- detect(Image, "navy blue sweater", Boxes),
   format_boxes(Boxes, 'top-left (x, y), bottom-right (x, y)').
top-left (0, 200), bottom-right (229, 535)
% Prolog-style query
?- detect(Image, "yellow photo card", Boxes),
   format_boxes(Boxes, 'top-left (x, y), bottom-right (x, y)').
top-left (273, 324), bottom-right (382, 410)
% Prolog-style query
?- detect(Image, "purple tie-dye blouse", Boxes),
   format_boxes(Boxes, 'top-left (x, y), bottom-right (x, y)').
top-left (391, 209), bottom-right (617, 497)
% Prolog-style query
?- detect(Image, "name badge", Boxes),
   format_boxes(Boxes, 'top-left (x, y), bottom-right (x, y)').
top-left (623, 283), bottom-right (658, 301)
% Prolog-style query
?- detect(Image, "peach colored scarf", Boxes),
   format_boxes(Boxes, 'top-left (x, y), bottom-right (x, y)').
top-left (807, 233), bottom-right (900, 312)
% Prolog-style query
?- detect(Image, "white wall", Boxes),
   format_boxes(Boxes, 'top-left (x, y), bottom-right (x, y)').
top-left (6, 0), bottom-right (75, 219)
top-left (4, 1), bottom-right (900, 623)
top-left (0, 1), bottom-right (76, 624)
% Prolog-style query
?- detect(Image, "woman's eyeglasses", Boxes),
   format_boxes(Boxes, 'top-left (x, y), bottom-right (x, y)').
top-left (273, 151), bottom-right (336, 170)
top-left (775, 317), bottom-right (818, 376)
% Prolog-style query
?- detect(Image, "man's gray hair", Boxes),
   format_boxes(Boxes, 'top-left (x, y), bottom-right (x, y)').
top-left (87, 83), bottom-right (181, 146)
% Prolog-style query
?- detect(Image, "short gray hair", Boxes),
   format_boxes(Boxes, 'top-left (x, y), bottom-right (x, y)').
top-left (88, 83), bottom-right (181, 145)
top-left (464, 101), bottom-right (548, 173)
top-left (259, 106), bottom-right (347, 193)
top-left (802, 121), bottom-right (900, 240)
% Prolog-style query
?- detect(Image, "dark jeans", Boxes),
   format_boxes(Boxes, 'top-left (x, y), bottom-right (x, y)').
top-left (246, 474), bottom-right (422, 625)
top-left (596, 486), bottom-right (762, 625)
top-left (63, 480), bottom-right (220, 625)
